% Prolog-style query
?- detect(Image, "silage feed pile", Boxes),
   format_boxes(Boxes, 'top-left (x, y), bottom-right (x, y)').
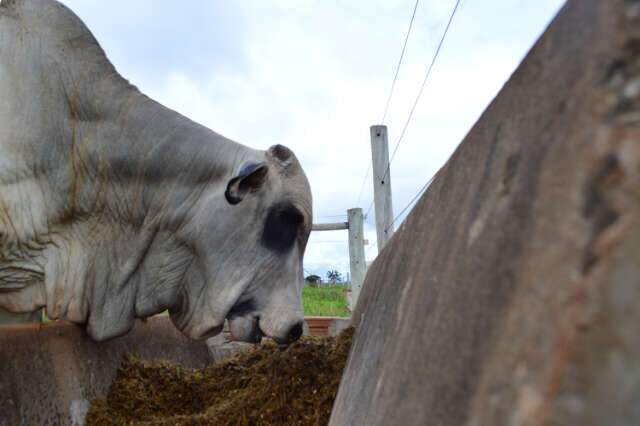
top-left (86, 327), bottom-right (354, 426)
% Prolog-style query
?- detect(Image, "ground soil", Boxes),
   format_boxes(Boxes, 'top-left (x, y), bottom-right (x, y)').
top-left (86, 327), bottom-right (353, 426)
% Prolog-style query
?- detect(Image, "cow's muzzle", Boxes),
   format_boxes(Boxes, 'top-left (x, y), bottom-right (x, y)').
top-left (228, 315), bottom-right (263, 343)
top-left (273, 320), bottom-right (304, 344)
top-left (227, 301), bottom-right (304, 345)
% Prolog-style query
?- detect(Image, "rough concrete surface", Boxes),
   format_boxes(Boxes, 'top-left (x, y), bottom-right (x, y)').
top-left (331, 0), bottom-right (640, 425)
top-left (0, 307), bottom-right (41, 324)
top-left (0, 317), bottom-right (210, 425)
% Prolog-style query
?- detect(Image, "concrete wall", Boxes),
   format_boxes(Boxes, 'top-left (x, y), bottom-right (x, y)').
top-left (0, 307), bottom-right (41, 324)
top-left (331, 0), bottom-right (640, 424)
top-left (0, 317), bottom-right (211, 425)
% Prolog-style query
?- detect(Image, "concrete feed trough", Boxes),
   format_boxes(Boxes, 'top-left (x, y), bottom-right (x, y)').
top-left (0, 318), bottom-right (211, 425)
top-left (0, 316), bottom-right (350, 424)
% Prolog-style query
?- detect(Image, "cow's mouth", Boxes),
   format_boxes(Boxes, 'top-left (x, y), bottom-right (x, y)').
top-left (226, 298), bottom-right (263, 343)
top-left (226, 300), bottom-right (304, 345)
top-left (228, 315), bottom-right (263, 343)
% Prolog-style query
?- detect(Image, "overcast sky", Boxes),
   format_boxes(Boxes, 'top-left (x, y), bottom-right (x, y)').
top-left (60, 0), bottom-right (565, 279)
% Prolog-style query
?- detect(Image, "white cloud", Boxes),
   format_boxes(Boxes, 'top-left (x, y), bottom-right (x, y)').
top-left (61, 0), bottom-right (565, 278)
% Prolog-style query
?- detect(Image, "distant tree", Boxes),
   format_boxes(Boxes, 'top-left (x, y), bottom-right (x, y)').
top-left (305, 274), bottom-right (322, 287)
top-left (326, 269), bottom-right (342, 283)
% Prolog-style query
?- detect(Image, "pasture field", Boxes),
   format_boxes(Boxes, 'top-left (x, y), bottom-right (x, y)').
top-left (302, 283), bottom-right (350, 317)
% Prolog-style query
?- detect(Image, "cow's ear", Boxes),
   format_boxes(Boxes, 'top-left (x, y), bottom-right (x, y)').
top-left (267, 144), bottom-right (294, 168)
top-left (225, 162), bottom-right (268, 205)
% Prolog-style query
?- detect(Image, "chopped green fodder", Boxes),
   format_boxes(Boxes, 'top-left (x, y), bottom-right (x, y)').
top-left (87, 327), bottom-right (354, 426)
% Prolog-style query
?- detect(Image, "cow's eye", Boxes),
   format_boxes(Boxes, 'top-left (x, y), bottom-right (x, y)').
top-left (261, 203), bottom-right (304, 253)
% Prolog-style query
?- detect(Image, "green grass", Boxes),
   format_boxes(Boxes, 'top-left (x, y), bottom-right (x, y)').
top-left (302, 283), bottom-right (350, 317)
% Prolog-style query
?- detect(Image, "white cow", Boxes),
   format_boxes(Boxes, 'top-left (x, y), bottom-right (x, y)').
top-left (0, 0), bottom-right (312, 343)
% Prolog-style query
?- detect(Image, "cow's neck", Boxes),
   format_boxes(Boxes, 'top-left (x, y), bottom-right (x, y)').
top-left (69, 81), bottom-right (261, 224)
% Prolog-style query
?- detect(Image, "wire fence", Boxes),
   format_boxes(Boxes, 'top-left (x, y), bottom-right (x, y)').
top-left (365, 0), bottom-right (462, 229)
top-left (316, 0), bottom-right (463, 269)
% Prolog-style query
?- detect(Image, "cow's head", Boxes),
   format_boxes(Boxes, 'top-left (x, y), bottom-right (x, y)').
top-left (168, 144), bottom-right (312, 344)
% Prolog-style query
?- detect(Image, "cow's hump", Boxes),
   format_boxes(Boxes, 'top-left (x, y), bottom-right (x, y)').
top-left (1, 0), bottom-right (118, 80)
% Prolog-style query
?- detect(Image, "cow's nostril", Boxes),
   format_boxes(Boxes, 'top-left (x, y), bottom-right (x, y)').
top-left (286, 321), bottom-right (304, 343)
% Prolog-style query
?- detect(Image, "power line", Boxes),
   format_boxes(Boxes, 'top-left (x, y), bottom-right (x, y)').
top-left (380, 0), bottom-right (420, 124)
top-left (380, 0), bottom-right (462, 186)
top-left (361, 0), bottom-right (461, 230)
top-left (385, 178), bottom-right (431, 232)
top-left (358, 0), bottom-right (420, 208)
top-left (385, 167), bottom-right (442, 232)
top-left (365, 197), bottom-right (375, 219)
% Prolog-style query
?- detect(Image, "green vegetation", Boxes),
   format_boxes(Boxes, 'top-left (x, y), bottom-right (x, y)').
top-left (302, 283), bottom-right (350, 317)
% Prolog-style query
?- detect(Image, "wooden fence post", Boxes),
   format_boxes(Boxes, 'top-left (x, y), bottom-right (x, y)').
top-left (347, 208), bottom-right (366, 310)
top-left (370, 125), bottom-right (394, 251)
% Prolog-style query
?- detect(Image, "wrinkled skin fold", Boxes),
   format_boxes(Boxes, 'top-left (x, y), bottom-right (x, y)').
top-left (0, 0), bottom-right (312, 342)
